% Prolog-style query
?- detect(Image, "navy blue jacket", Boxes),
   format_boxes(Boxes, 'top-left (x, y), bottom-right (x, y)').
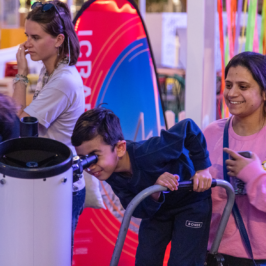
top-left (106, 119), bottom-right (211, 220)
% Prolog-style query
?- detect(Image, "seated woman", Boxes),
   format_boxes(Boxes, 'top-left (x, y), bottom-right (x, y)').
top-left (204, 52), bottom-right (266, 266)
top-left (0, 93), bottom-right (19, 142)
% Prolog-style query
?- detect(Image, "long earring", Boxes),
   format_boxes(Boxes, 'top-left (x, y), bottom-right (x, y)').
top-left (67, 37), bottom-right (70, 65)
top-left (57, 47), bottom-right (60, 57)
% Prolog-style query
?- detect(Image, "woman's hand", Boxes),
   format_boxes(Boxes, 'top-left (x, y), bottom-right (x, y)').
top-left (191, 168), bottom-right (212, 192)
top-left (224, 148), bottom-right (258, 177)
top-left (16, 42), bottom-right (29, 76)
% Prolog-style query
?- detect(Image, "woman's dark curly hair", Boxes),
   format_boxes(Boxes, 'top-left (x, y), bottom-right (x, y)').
top-left (0, 94), bottom-right (19, 141)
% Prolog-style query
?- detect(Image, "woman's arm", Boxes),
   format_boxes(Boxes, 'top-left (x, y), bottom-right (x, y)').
top-left (13, 81), bottom-right (30, 118)
top-left (13, 43), bottom-right (30, 118)
top-left (238, 154), bottom-right (266, 213)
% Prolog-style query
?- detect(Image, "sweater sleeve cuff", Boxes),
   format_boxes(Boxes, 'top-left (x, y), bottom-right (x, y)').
top-left (143, 193), bottom-right (165, 211)
top-left (193, 158), bottom-right (212, 171)
top-left (238, 161), bottom-right (265, 184)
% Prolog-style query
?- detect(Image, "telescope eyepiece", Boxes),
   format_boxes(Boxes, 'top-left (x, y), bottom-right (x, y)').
top-left (72, 154), bottom-right (98, 175)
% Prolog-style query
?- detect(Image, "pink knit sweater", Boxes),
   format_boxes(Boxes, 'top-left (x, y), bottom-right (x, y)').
top-left (204, 118), bottom-right (266, 259)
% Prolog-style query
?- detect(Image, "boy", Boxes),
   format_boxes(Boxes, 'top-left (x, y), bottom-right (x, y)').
top-left (71, 107), bottom-right (212, 266)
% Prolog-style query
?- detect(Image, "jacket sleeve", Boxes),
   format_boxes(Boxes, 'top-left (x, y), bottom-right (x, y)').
top-left (180, 119), bottom-right (211, 170)
top-left (237, 160), bottom-right (266, 213)
top-left (135, 118), bottom-right (211, 172)
top-left (110, 183), bottom-right (165, 219)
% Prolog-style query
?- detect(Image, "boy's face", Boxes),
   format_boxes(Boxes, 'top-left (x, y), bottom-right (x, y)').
top-left (75, 135), bottom-right (124, 181)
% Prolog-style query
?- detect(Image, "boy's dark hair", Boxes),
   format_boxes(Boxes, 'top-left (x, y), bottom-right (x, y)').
top-left (225, 51), bottom-right (266, 94)
top-left (26, 0), bottom-right (80, 66)
top-left (71, 107), bottom-right (124, 150)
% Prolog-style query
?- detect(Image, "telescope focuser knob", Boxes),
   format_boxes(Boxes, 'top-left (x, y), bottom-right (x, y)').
top-left (72, 155), bottom-right (98, 176)
top-left (72, 156), bottom-right (83, 175)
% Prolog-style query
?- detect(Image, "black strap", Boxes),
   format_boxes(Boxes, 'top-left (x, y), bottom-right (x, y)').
top-left (223, 118), bottom-right (257, 266)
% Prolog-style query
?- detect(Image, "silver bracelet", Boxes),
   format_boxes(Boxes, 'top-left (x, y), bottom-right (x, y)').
top-left (13, 74), bottom-right (29, 86)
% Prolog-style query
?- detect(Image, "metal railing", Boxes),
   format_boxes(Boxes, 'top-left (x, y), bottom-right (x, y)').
top-left (110, 179), bottom-right (235, 266)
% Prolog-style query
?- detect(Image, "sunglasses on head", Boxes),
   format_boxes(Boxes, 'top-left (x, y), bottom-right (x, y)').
top-left (31, 2), bottom-right (65, 30)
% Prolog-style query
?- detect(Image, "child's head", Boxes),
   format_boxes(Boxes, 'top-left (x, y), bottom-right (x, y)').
top-left (72, 107), bottom-right (124, 149)
top-left (71, 107), bottom-right (126, 180)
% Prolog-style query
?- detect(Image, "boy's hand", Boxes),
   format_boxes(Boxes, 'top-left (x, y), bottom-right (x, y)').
top-left (155, 172), bottom-right (179, 191)
top-left (191, 168), bottom-right (212, 192)
top-left (151, 172), bottom-right (179, 201)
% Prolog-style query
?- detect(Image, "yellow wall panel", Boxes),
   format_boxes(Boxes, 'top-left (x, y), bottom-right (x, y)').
top-left (0, 28), bottom-right (27, 49)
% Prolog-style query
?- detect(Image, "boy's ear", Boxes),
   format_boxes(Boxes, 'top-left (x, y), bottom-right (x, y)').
top-left (116, 140), bottom-right (126, 157)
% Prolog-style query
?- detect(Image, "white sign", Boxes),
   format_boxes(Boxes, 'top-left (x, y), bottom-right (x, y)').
top-left (0, 0), bottom-right (19, 28)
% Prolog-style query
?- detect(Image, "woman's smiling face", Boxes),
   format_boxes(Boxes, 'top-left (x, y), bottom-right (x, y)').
top-left (224, 65), bottom-right (265, 118)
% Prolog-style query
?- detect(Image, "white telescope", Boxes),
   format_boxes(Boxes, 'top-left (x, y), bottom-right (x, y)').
top-left (0, 137), bottom-right (73, 266)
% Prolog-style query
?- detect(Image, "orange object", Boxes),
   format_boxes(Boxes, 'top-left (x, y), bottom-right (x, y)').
top-left (4, 61), bottom-right (18, 77)
top-left (231, 0), bottom-right (237, 50)
top-left (0, 28), bottom-right (27, 49)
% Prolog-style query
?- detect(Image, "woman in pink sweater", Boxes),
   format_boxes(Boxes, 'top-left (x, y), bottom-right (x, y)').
top-left (204, 52), bottom-right (266, 266)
